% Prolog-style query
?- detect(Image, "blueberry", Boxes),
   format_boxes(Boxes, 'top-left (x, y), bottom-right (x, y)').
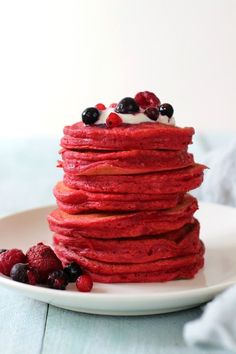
top-left (82, 107), bottom-right (100, 125)
top-left (159, 103), bottom-right (174, 118)
top-left (63, 262), bottom-right (82, 282)
top-left (10, 263), bottom-right (28, 283)
top-left (47, 270), bottom-right (68, 290)
top-left (0, 249), bottom-right (7, 254)
top-left (115, 97), bottom-right (140, 114)
top-left (144, 107), bottom-right (159, 121)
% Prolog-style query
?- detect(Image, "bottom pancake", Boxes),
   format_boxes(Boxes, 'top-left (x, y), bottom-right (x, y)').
top-left (88, 258), bottom-right (204, 283)
top-left (54, 242), bottom-right (204, 283)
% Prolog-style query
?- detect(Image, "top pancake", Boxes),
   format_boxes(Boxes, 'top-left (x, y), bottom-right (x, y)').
top-left (61, 122), bottom-right (194, 151)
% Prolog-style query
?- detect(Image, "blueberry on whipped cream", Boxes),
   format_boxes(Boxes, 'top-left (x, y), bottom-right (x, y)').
top-left (81, 91), bottom-right (175, 127)
top-left (144, 107), bottom-right (159, 121)
top-left (159, 103), bottom-right (174, 119)
top-left (115, 97), bottom-right (140, 114)
top-left (82, 107), bottom-right (100, 125)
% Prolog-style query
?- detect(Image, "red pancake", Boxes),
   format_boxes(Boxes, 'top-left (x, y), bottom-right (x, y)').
top-left (48, 194), bottom-right (198, 239)
top-left (54, 242), bottom-right (204, 283)
top-left (53, 219), bottom-right (200, 263)
top-left (54, 182), bottom-right (184, 213)
top-left (88, 258), bottom-right (204, 283)
top-left (63, 163), bottom-right (205, 194)
top-left (60, 149), bottom-right (194, 175)
top-left (49, 112), bottom-right (205, 283)
top-left (61, 122), bottom-right (194, 151)
top-left (57, 253), bottom-right (204, 282)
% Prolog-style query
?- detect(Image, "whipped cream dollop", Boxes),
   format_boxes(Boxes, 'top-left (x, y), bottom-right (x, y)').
top-left (92, 108), bottom-right (175, 126)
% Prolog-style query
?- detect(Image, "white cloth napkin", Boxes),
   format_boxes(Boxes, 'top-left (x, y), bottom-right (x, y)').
top-left (184, 138), bottom-right (236, 352)
top-left (184, 285), bottom-right (236, 352)
top-left (192, 138), bottom-right (236, 207)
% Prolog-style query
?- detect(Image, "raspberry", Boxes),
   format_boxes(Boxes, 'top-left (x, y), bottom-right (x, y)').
top-left (47, 270), bottom-right (68, 290)
top-left (109, 103), bottom-right (117, 108)
top-left (106, 113), bottom-right (123, 128)
top-left (144, 107), bottom-right (159, 121)
top-left (134, 91), bottom-right (160, 110)
top-left (76, 274), bottom-right (93, 292)
top-left (95, 103), bottom-right (106, 110)
top-left (63, 262), bottom-right (82, 282)
top-left (26, 243), bottom-right (62, 283)
top-left (0, 249), bottom-right (26, 276)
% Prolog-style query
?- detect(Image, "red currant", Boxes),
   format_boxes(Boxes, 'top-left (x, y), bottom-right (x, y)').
top-left (76, 274), bottom-right (93, 292)
top-left (106, 113), bottom-right (123, 128)
top-left (95, 103), bottom-right (106, 110)
top-left (109, 103), bottom-right (117, 108)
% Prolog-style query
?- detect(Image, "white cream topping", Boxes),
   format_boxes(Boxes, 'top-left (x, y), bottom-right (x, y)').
top-left (93, 108), bottom-right (175, 126)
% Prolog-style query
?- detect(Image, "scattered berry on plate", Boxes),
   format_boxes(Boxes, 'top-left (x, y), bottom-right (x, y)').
top-left (0, 249), bottom-right (26, 276)
top-left (109, 103), bottom-right (117, 108)
top-left (115, 97), bottom-right (140, 114)
top-left (27, 268), bottom-right (38, 285)
top-left (144, 107), bottom-right (160, 121)
top-left (9, 263), bottom-right (38, 284)
top-left (26, 243), bottom-right (62, 283)
top-left (47, 270), bottom-right (68, 290)
top-left (159, 103), bottom-right (174, 118)
top-left (63, 262), bottom-right (82, 282)
top-left (76, 274), bottom-right (93, 292)
top-left (106, 112), bottom-right (123, 128)
top-left (95, 103), bottom-right (106, 110)
top-left (82, 107), bottom-right (100, 125)
top-left (134, 91), bottom-right (160, 110)
top-left (10, 263), bottom-right (29, 283)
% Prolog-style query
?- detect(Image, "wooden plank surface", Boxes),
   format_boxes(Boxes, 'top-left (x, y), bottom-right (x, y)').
top-left (41, 305), bottom-right (228, 354)
top-left (0, 288), bottom-right (48, 354)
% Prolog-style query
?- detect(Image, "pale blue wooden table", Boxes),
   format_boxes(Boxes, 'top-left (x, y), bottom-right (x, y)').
top-left (0, 136), bottom-right (233, 354)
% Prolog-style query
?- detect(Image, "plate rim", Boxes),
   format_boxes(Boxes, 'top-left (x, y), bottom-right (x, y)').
top-left (0, 273), bottom-right (236, 301)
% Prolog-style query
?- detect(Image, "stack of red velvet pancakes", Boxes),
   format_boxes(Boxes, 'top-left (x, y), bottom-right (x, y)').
top-left (48, 91), bottom-right (206, 283)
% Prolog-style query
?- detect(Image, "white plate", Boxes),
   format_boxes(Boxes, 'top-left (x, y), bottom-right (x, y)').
top-left (0, 202), bottom-right (236, 316)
